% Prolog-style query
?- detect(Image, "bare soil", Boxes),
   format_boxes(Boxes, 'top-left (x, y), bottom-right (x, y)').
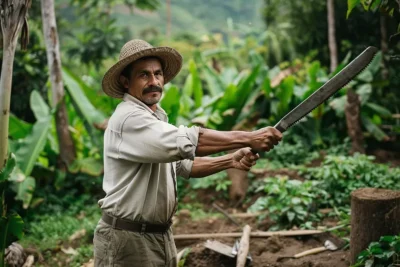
top-left (173, 213), bottom-right (351, 267)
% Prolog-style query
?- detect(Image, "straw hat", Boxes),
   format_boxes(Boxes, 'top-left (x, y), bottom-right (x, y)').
top-left (102, 39), bottom-right (183, 98)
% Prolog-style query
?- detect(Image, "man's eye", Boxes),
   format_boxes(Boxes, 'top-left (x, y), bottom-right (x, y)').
top-left (156, 72), bottom-right (163, 76)
top-left (140, 73), bottom-right (148, 78)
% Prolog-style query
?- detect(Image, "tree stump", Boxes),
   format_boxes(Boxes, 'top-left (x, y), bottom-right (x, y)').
top-left (350, 188), bottom-right (400, 264)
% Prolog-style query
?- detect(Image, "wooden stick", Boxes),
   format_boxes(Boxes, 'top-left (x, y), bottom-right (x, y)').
top-left (212, 203), bottom-right (241, 227)
top-left (236, 225), bottom-right (251, 267)
top-left (173, 229), bottom-right (323, 240)
top-left (230, 211), bottom-right (266, 218)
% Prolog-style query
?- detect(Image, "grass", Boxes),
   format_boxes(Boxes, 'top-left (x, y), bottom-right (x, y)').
top-left (20, 203), bottom-right (101, 252)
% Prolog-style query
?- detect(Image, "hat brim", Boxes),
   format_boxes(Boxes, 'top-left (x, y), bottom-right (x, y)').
top-left (102, 46), bottom-right (183, 98)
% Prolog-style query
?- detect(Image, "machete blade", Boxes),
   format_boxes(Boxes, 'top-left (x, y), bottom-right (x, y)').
top-left (274, 46), bottom-right (379, 133)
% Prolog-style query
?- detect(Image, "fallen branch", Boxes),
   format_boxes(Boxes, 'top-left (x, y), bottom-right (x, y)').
top-left (230, 211), bottom-right (266, 218)
top-left (236, 225), bottom-right (251, 267)
top-left (173, 229), bottom-right (323, 240)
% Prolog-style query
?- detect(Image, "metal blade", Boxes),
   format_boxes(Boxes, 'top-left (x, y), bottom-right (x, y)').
top-left (275, 46), bottom-right (379, 133)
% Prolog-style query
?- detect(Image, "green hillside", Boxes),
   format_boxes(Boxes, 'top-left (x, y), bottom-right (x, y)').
top-left (113, 0), bottom-right (265, 37)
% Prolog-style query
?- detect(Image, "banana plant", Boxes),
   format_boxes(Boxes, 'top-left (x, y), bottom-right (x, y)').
top-left (7, 91), bottom-right (53, 209)
top-left (62, 67), bottom-right (108, 176)
top-left (189, 60), bottom-right (262, 130)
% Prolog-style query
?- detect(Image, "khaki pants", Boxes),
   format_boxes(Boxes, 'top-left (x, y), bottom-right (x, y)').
top-left (93, 220), bottom-right (177, 267)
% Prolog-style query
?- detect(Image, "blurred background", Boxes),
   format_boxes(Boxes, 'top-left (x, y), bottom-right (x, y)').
top-left (1, 0), bottom-right (400, 266)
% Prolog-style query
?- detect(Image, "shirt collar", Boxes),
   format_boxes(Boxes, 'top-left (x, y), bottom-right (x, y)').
top-left (123, 93), bottom-right (168, 121)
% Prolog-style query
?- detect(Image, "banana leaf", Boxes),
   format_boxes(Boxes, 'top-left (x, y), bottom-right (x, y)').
top-left (15, 91), bottom-right (52, 176)
top-left (16, 176), bottom-right (35, 209)
top-left (0, 212), bottom-right (24, 262)
top-left (8, 114), bottom-right (32, 139)
top-left (68, 157), bottom-right (103, 177)
top-left (63, 67), bottom-right (119, 115)
top-left (63, 68), bottom-right (107, 126)
top-left (188, 59), bottom-right (203, 108)
top-left (161, 85), bottom-right (181, 125)
top-left (211, 65), bottom-right (261, 130)
top-left (194, 52), bottom-right (225, 96)
top-left (362, 115), bottom-right (389, 141)
top-left (0, 154), bottom-right (16, 182)
top-left (276, 76), bottom-right (295, 117)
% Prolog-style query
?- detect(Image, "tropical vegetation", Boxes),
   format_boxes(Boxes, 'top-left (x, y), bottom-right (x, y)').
top-left (1, 0), bottom-right (399, 266)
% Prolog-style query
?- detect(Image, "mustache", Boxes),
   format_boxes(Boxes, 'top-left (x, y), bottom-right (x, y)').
top-left (143, 86), bottom-right (162, 94)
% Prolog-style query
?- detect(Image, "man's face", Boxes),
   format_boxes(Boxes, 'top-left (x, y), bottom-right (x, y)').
top-left (121, 58), bottom-right (164, 107)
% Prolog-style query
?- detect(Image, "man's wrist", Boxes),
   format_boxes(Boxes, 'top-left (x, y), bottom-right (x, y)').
top-left (234, 131), bottom-right (252, 147)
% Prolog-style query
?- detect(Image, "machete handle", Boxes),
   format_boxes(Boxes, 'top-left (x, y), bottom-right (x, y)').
top-left (250, 124), bottom-right (284, 155)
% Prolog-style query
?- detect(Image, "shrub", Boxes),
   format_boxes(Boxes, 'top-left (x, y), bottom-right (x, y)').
top-left (248, 176), bottom-right (328, 230)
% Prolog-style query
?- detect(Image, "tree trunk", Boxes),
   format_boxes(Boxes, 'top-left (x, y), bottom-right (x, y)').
top-left (380, 14), bottom-right (389, 80)
top-left (226, 167), bottom-right (248, 208)
top-left (345, 89), bottom-right (365, 154)
top-left (350, 188), bottom-right (400, 264)
top-left (327, 0), bottom-right (338, 72)
top-left (41, 0), bottom-right (76, 166)
top-left (0, 0), bottom-right (31, 168)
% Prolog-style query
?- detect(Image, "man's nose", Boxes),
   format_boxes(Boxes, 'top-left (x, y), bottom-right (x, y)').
top-left (148, 74), bottom-right (158, 86)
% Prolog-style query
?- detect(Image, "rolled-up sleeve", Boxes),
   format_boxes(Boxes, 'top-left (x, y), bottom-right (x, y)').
top-left (118, 111), bottom-right (200, 163)
top-left (176, 159), bottom-right (194, 179)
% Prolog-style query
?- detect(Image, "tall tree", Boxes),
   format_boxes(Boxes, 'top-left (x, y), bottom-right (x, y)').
top-left (0, 0), bottom-right (31, 169)
top-left (327, 0), bottom-right (338, 72)
top-left (41, 0), bottom-right (76, 166)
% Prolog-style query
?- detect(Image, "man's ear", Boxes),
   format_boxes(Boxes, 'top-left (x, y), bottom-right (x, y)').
top-left (119, 75), bottom-right (129, 89)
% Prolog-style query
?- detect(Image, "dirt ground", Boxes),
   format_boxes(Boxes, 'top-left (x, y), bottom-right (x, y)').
top-left (173, 213), bottom-right (350, 267)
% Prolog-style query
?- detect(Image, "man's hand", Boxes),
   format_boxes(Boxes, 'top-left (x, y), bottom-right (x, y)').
top-left (249, 127), bottom-right (282, 152)
top-left (232, 147), bottom-right (259, 171)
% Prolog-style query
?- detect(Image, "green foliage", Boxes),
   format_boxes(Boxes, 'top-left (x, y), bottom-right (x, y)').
top-left (63, 68), bottom-right (107, 126)
top-left (8, 114), bottom-right (32, 140)
top-left (347, 0), bottom-right (400, 32)
top-left (178, 248), bottom-right (191, 267)
top-left (160, 85), bottom-right (181, 125)
top-left (301, 154), bottom-right (400, 207)
top-left (263, 141), bottom-right (320, 166)
top-left (68, 244), bottom-right (94, 267)
top-left (66, 17), bottom-right (125, 68)
top-left (0, 154), bottom-right (24, 267)
top-left (191, 172), bottom-right (231, 193)
top-left (352, 235), bottom-right (400, 267)
top-left (347, 0), bottom-right (361, 18)
top-left (20, 204), bottom-right (100, 251)
top-left (64, 0), bottom-right (159, 68)
top-left (248, 176), bottom-right (328, 230)
top-left (14, 91), bottom-right (52, 177)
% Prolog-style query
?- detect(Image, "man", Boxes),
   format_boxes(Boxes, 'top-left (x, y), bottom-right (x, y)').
top-left (95, 39), bottom-right (282, 267)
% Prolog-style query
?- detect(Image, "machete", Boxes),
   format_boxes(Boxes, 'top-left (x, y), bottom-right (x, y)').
top-left (274, 46), bottom-right (378, 133)
top-left (251, 46), bottom-right (378, 154)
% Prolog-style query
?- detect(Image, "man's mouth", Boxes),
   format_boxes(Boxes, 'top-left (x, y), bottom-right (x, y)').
top-left (143, 86), bottom-right (162, 94)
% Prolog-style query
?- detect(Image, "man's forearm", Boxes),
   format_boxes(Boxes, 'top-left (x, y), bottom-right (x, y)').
top-left (190, 155), bottom-right (234, 178)
top-left (195, 128), bottom-right (251, 156)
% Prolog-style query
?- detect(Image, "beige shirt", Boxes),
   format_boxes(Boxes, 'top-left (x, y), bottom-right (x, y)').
top-left (99, 93), bottom-right (200, 224)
